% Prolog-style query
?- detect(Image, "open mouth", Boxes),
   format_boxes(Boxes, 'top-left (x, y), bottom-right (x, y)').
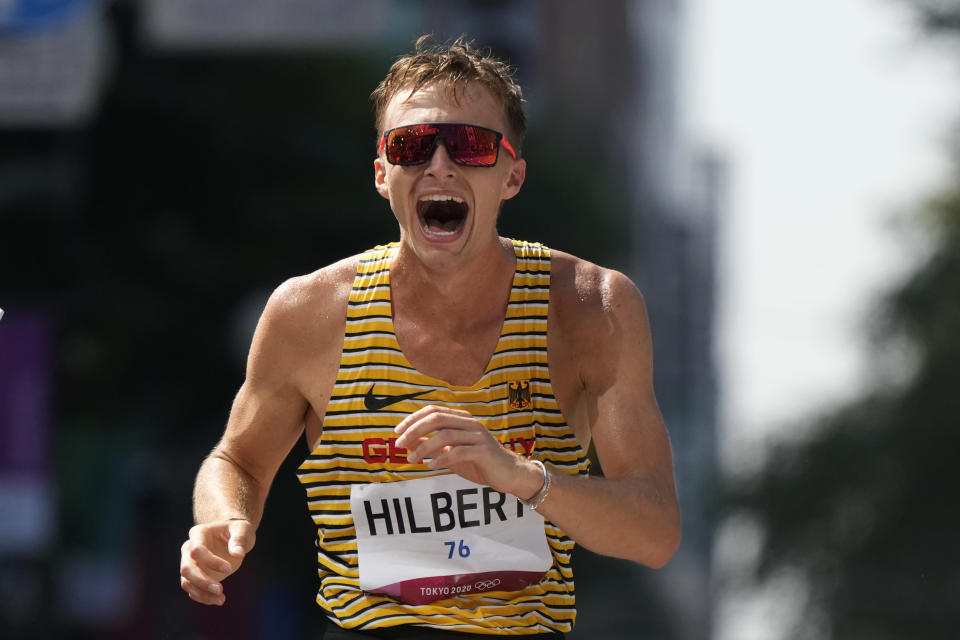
top-left (417, 194), bottom-right (468, 239)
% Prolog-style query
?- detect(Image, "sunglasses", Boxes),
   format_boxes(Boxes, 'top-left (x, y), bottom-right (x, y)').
top-left (379, 122), bottom-right (517, 167)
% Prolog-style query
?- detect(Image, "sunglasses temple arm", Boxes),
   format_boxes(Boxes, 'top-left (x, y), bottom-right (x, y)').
top-left (501, 137), bottom-right (517, 160)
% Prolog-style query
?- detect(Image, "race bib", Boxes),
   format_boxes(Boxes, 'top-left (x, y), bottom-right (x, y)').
top-left (350, 474), bottom-right (552, 605)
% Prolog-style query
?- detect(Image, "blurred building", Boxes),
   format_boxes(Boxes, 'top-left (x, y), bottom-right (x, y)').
top-left (0, 1), bottom-right (719, 638)
top-left (627, 4), bottom-right (721, 640)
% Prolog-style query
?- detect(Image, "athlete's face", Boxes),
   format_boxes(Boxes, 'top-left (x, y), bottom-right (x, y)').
top-left (374, 82), bottom-right (526, 265)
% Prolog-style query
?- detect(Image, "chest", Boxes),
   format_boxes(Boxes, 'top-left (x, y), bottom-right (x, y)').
top-left (391, 296), bottom-right (589, 448)
top-left (391, 309), bottom-right (504, 388)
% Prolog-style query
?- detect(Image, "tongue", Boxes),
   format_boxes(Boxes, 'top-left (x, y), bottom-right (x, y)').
top-left (430, 215), bottom-right (461, 233)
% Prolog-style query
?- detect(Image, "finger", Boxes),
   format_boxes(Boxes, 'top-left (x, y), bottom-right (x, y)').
top-left (179, 556), bottom-right (225, 592)
top-left (180, 567), bottom-right (225, 604)
top-left (407, 429), bottom-right (482, 464)
top-left (428, 442), bottom-right (487, 470)
top-left (183, 540), bottom-right (233, 575)
top-left (395, 405), bottom-right (471, 435)
top-left (188, 522), bottom-right (222, 542)
top-left (394, 405), bottom-right (442, 435)
top-left (181, 577), bottom-right (226, 606)
top-left (227, 520), bottom-right (256, 557)
top-left (395, 408), bottom-right (475, 446)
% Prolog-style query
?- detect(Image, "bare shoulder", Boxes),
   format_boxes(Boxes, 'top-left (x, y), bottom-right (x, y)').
top-left (247, 254), bottom-right (360, 380)
top-left (263, 255), bottom-right (359, 335)
top-left (216, 254), bottom-right (362, 479)
top-left (548, 249), bottom-right (652, 394)
top-left (549, 249), bottom-right (648, 336)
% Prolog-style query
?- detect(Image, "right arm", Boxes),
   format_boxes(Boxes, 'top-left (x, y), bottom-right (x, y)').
top-left (179, 263), bottom-right (352, 605)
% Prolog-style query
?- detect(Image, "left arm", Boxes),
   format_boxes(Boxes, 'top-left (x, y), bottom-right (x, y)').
top-left (531, 269), bottom-right (681, 567)
top-left (396, 268), bottom-right (681, 568)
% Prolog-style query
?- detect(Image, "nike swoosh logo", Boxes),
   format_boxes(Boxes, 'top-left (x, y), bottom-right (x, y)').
top-left (363, 384), bottom-right (434, 411)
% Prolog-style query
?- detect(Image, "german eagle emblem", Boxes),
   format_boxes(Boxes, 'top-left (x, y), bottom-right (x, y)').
top-left (508, 379), bottom-right (532, 410)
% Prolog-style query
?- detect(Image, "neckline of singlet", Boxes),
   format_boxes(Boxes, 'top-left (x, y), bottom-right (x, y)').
top-left (372, 240), bottom-right (545, 393)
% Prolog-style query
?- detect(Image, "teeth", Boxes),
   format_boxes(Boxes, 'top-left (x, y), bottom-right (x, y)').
top-left (419, 194), bottom-right (465, 204)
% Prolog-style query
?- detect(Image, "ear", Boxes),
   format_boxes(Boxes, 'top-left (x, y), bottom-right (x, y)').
top-left (374, 158), bottom-right (390, 200)
top-left (500, 158), bottom-right (526, 201)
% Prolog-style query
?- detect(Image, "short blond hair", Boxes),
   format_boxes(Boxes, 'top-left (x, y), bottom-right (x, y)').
top-left (370, 35), bottom-right (526, 154)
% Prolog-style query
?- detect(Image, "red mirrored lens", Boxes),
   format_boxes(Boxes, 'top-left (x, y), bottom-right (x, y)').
top-left (444, 124), bottom-right (500, 166)
top-left (384, 124), bottom-right (505, 166)
top-left (386, 124), bottom-right (440, 164)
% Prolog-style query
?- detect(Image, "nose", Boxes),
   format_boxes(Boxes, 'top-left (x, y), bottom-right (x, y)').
top-left (423, 138), bottom-right (457, 177)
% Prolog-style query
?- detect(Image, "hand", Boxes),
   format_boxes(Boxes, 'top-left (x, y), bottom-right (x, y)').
top-left (179, 519), bottom-right (255, 606)
top-left (394, 405), bottom-right (542, 498)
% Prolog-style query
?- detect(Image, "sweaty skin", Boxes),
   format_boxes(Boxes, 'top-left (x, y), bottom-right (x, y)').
top-left (179, 81), bottom-right (681, 606)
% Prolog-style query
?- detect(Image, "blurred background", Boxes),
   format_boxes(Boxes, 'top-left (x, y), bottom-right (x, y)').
top-left (1, 0), bottom-right (958, 638)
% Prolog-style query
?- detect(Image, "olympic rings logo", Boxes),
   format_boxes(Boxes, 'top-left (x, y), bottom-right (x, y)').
top-left (474, 578), bottom-right (502, 591)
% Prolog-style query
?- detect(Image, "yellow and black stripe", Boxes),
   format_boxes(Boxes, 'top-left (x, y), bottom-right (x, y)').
top-left (297, 240), bottom-right (590, 635)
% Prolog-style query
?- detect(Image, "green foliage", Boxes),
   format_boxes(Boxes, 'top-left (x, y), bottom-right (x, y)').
top-left (912, 0), bottom-right (960, 32)
top-left (725, 6), bottom-right (960, 637)
top-left (728, 123), bottom-right (960, 640)
top-left (885, 187), bottom-right (960, 359)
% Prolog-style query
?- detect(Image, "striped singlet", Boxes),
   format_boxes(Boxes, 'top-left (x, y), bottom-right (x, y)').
top-left (297, 239), bottom-right (591, 635)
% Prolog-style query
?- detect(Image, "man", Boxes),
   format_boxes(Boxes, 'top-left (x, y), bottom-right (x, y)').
top-left (180, 36), bottom-right (681, 638)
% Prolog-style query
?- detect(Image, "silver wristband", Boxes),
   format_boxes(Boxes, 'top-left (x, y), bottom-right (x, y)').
top-left (519, 459), bottom-right (551, 511)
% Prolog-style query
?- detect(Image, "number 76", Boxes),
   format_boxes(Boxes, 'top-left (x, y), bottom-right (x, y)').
top-left (444, 539), bottom-right (471, 559)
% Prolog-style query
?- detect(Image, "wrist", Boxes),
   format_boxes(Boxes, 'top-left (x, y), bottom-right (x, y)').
top-left (518, 459), bottom-right (551, 511)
